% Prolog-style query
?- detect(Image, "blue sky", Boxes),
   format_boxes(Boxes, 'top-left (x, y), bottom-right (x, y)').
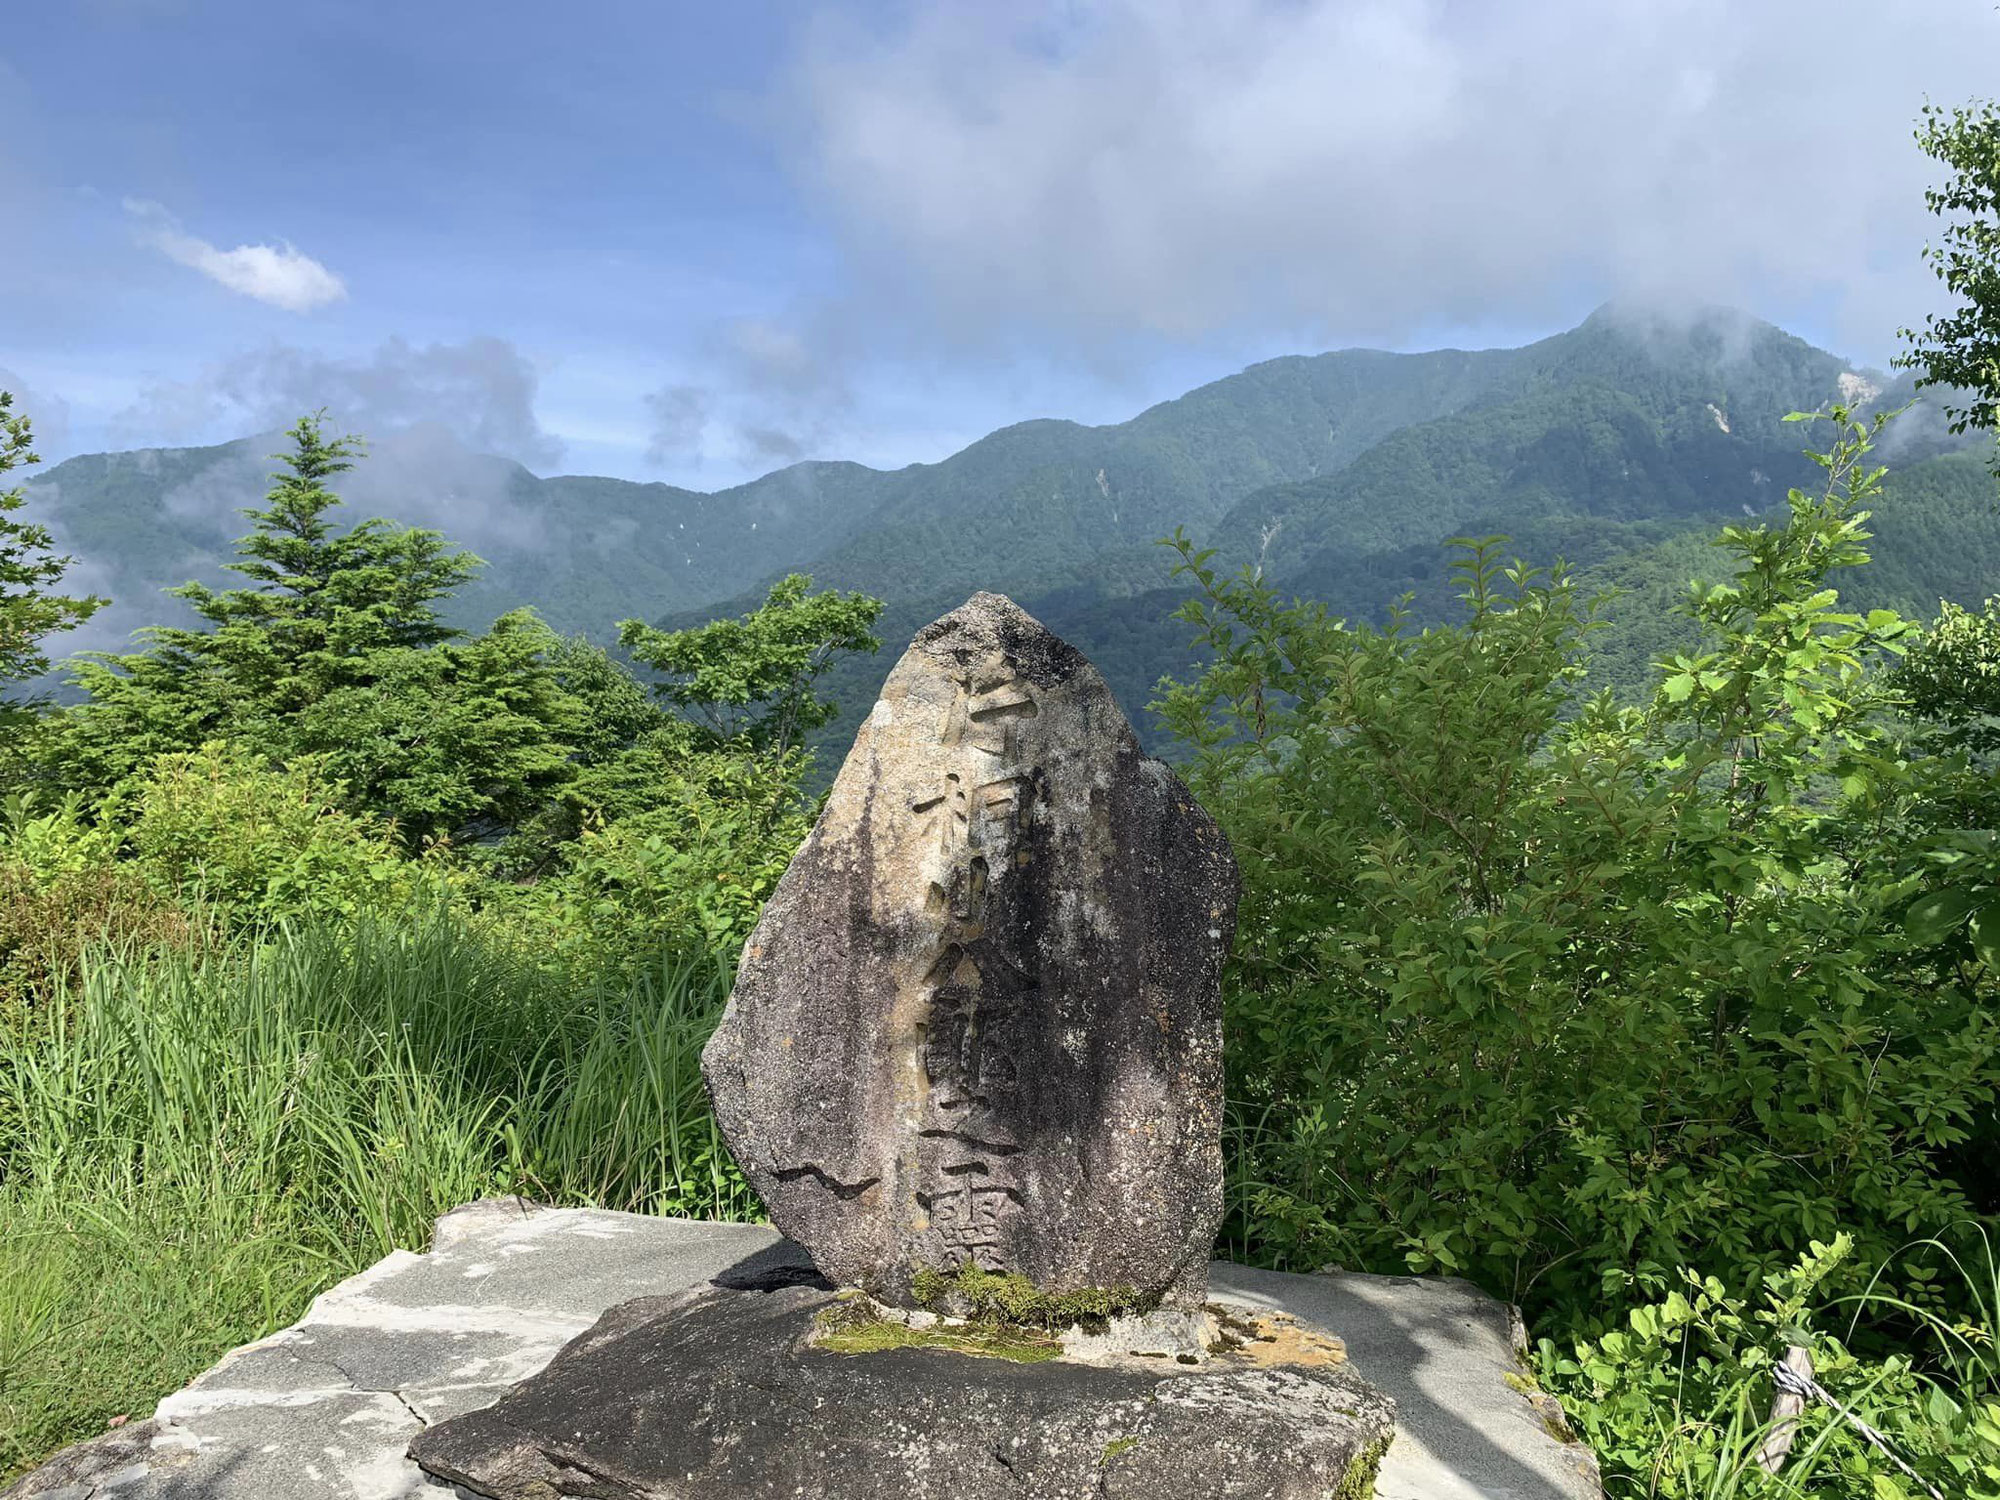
top-left (4, 0), bottom-right (1998, 489)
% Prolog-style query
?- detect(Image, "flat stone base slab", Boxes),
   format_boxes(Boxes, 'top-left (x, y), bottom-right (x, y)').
top-left (410, 1280), bottom-right (1394, 1499)
top-left (2, 1204), bottom-right (1600, 1500)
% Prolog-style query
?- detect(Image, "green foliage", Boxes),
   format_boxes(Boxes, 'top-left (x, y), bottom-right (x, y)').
top-left (0, 793), bottom-right (197, 1026)
top-left (1900, 98), bottom-right (2000, 440)
top-left (478, 576), bottom-right (880, 970)
top-left (618, 572), bottom-right (883, 758)
top-left (1537, 1235), bottom-right (2000, 1498)
top-left (42, 416), bottom-right (580, 846)
top-left (500, 749), bottom-right (814, 972)
top-left (1160, 410), bottom-right (1999, 1334)
top-left (0, 417), bottom-right (875, 1031)
top-left (288, 606), bottom-right (583, 843)
top-left (0, 393), bottom-right (102, 718)
top-left (1902, 595), bottom-right (2000, 751)
top-left (125, 742), bottom-right (418, 929)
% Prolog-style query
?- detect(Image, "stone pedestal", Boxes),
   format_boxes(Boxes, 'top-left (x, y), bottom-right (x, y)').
top-left (409, 1278), bottom-right (1395, 1500)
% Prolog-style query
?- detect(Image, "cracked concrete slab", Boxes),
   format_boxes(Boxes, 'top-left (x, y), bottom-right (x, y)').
top-left (3, 1203), bottom-right (1600, 1499)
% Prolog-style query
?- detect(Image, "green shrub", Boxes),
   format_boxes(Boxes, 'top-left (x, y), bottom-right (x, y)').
top-left (0, 793), bottom-right (200, 1030)
top-left (496, 747), bottom-right (814, 973)
top-left (1540, 1235), bottom-right (2000, 1498)
top-left (0, 860), bottom-right (198, 1030)
top-left (1158, 412), bottom-right (2000, 1333)
top-left (126, 742), bottom-right (420, 928)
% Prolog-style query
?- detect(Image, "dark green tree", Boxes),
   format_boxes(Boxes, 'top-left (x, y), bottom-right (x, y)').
top-left (45, 415), bottom-right (581, 846)
top-left (0, 391), bottom-right (104, 716)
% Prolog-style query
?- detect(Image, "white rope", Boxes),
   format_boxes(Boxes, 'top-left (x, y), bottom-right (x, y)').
top-left (1769, 1359), bottom-right (1947, 1500)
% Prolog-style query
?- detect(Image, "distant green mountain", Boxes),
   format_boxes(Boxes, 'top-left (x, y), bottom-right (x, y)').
top-left (25, 307), bottom-right (1633, 649)
top-left (672, 304), bottom-right (1990, 743)
top-left (23, 304), bottom-right (1994, 752)
top-left (1208, 304), bottom-right (1866, 575)
top-left (29, 428), bottom-right (895, 653)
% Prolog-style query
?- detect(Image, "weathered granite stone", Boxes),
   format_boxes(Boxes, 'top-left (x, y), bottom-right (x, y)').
top-left (0, 1421), bottom-right (162, 1499)
top-left (702, 592), bottom-right (1238, 1308)
top-left (409, 1282), bottom-right (1396, 1500)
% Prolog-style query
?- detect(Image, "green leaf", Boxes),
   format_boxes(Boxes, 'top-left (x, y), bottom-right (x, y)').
top-left (1970, 899), bottom-right (2000, 970)
top-left (1661, 673), bottom-right (1695, 703)
top-left (1905, 887), bottom-right (1979, 946)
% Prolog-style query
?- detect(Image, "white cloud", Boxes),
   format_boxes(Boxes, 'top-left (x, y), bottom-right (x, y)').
top-left (643, 385), bottom-right (710, 465)
top-left (115, 335), bottom-right (564, 470)
top-left (778, 0), bottom-right (2000, 362)
top-left (124, 198), bottom-right (346, 312)
top-left (0, 368), bottom-right (71, 456)
top-left (641, 315), bottom-right (856, 470)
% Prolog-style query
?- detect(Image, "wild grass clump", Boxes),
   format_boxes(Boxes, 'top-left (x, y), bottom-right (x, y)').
top-left (0, 1187), bottom-right (332, 1480)
top-left (0, 909), bottom-right (755, 1482)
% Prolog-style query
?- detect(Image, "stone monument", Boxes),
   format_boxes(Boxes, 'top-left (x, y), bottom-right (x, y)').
top-left (409, 595), bottom-right (1397, 1500)
top-left (703, 591), bottom-right (1237, 1311)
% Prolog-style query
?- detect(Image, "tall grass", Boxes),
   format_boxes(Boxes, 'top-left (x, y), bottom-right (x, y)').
top-left (0, 909), bottom-right (754, 1480)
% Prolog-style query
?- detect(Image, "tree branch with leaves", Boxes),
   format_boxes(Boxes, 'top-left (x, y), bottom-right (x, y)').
top-left (617, 574), bottom-right (883, 763)
top-left (1898, 97), bottom-right (2000, 446)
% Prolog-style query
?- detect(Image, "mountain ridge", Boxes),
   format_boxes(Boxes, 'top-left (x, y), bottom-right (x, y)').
top-left (23, 303), bottom-right (1990, 752)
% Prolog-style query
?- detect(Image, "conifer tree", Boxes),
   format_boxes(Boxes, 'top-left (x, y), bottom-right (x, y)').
top-left (47, 415), bottom-right (578, 846)
top-left (0, 391), bottom-right (103, 718)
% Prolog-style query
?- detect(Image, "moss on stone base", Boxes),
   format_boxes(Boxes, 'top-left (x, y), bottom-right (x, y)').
top-left (909, 1262), bottom-right (1148, 1329)
top-left (811, 1295), bottom-right (1059, 1364)
top-left (1333, 1432), bottom-right (1391, 1500)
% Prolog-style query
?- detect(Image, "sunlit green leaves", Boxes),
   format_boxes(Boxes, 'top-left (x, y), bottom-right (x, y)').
top-left (1158, 399), bottom-right (2000, 1495)
top-left (1899, 98), bottom-right (2000, 441)
top-left (1906, 888), bottom-right (1981, 947)
top-left (618, 573), bottom-right (882, 759)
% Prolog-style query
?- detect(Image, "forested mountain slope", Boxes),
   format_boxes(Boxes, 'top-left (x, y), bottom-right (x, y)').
top-left (25, 330), bottom-right (1535, 648)
top-left (27, 432), bottom-right (892, 652)
top-left (23, 304), bottom-right (1992, 749)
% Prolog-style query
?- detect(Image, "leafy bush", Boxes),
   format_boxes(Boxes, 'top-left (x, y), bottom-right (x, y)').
top-left (0, 794), bottom-right (197, 1027)
top-left (1541, 1235), bottom-right (2000, 1498)
top-left (0, 862), bottom-right (196, 1029)
top-left (1158, 410), bottom-right (2000, 1332)
top-left (126, 742), bottom-right (418, 929)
